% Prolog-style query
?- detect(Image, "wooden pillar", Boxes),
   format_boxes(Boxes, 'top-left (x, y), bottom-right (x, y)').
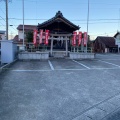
top-left (50, 36), bottom-right (53, 56)
top-left (66, 36), bottom-right (68, 56)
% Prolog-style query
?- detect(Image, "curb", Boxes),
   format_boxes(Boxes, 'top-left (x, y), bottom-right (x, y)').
top-left (72, 93), bottom-right (120, 120)
top-left (0, 59), bottom-right (17, 73)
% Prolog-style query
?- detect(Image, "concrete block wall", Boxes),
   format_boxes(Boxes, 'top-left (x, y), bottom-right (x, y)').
top-left (18, 52), bottom-right (49, 60)
top-left (69, 52), bottom-right (95, 59)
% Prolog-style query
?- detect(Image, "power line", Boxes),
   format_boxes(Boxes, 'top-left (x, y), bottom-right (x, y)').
top-left (1, 18), bottom-right (119, 21)
top-left (0, 7), bottom-right (17, 32)
top-left (15, 0), bottom-right (120, 6)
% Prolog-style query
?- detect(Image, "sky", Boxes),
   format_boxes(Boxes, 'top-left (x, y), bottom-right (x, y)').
top-left (0, 0), bottom-right (120, 40)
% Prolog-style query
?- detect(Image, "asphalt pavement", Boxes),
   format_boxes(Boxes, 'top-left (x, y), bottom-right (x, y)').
top-left (0, 53), bottom-right (120, 120)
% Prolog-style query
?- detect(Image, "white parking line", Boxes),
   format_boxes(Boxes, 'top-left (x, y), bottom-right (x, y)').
top-left (48, 60), bottom-right (54, 70)
top-left (12, 70), bottom-right (51, 72)
top-left (99, 60), bottom-right (120, 68)
top-left (100, 59), bottom-right (120, 60)
top-left (11, 67), bottom-right (120, 72)
top-left (72, 60), bottom-right (90, 69)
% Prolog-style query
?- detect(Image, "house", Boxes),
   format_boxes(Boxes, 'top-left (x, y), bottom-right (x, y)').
top-left (114, 32), bottom-right (120, 49)
top-left (93, 36), bottom-right (118, 53)
top-left (17, 24), bottom-right (37, 41)
top-left (0, 30), bottom-right (6, 40)
top-left (13, 25), bottom-right (37, 50)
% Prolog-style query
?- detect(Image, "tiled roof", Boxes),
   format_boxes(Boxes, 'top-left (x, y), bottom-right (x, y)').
top-left (0, 30), bottom-right (5, 34)
top-left (17, 25), bottom-right (37, 30)
top-left (37, 11), bottom-right (80, 30)
top-left (13, 35), bottom-right (18, 41)
top-left (95, 36), bottom-right (117, 47)
top-left (114, 32), bottom-right (120, 38)
top-left (13, 35), bottom-right (23, 44)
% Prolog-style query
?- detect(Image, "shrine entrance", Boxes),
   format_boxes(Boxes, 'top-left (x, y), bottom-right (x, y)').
top-left (49, 34), bottom-right (71, 57)
top-left (37, 11), bottom-right (80, 58)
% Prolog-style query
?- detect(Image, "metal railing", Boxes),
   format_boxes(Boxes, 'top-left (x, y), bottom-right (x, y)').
top-left (24, 43), bottom-right (50, 52)
top-left (20, 43), bottom-right (93, 53)
top-left (71, 46), bottom-right (93, 53)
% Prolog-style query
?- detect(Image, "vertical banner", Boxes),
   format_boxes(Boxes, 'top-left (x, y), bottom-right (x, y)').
top-left (45, 30), bottom-right (49, 45)
top-left (33, 30), bottom-right (37, 45)
top-left (83, 32), bottom-right (87, 46)
top-left (72, 31), bottom-right (77, 46)
top-left (39, 29), bottom-right (43, 44)
top-left (78, 32), bottom-right (82, 46)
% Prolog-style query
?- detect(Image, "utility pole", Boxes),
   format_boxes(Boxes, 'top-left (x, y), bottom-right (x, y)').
top-left (23, 0), bottom-right (25, 50)
top-left (6, 0), bottom-right (8, 40)
top-left (0, 0), bottom-right (11, 40)
top-left (86, 0), bottom-right (89, 53)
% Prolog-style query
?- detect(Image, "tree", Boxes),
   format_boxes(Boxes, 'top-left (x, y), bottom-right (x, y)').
top-left (26, 31), bottom-right (33, 43)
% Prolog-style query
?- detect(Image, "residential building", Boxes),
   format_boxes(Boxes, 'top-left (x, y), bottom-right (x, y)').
top-left (0, 30), bottom-right (6, 40)
top-left (13, 25), bottom-right (37, 50)
top-left (17, 25), bottom-right (37, 41)
top-left (114, 32), bottom-right (120, 50)
top-left (93, 36), bottom-right (118, 53)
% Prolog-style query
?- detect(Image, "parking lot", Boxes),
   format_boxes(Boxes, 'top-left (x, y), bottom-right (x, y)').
top-left (1, 54), bottom-right (120, 120)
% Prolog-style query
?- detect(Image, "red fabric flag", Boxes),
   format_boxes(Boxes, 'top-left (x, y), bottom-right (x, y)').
top-left (33, 30), bottom-right (37, 45)
top-left (78, 32), bottom-right (82, 46)
top-left (83, 32), bottom-right (87, 46)
top-left (45, 30), bottom-right (49, 45)
top-left (39, 29), bottom-right (43, 44)
top-left (72, 32), bottom-right (77, 46)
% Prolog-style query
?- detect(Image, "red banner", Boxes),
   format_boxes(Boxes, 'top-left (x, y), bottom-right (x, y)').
top-left (83, 32), bottom-right (87, 46)
top-left (78, 32), bottom-right (82, 46)
top-left (39, 29), bottom-right (43, 44)
top-left (45, 30), bottom-right (49, 45)
top-left (33, 30), bottom-right (37, 45)
top-left (72, 32), bottom-right (77, 46)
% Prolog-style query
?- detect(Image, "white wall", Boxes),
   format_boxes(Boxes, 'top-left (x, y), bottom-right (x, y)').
top-left (115, 34), bottom-right (120, 47)
top-left (18, 30), bottom-right (23, 40)
top-left (0, 34), bottom-right (6, 40)
top-left (18, 30), bottom-right (26, 41)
